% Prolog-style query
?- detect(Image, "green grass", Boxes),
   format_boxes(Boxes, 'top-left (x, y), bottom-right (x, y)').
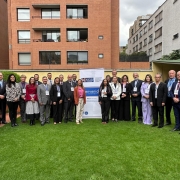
top-left (0, 116), bottom-right (180, 180)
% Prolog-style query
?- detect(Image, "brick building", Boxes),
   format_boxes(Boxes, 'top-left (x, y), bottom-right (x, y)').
top-left (7, 0), bottom-right (119, 70)
top-left (0, 0), bottom-right (9, 69)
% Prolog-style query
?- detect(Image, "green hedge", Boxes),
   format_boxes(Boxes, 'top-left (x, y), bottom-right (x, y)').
top-left (2, 71), bottom-right (21, 83)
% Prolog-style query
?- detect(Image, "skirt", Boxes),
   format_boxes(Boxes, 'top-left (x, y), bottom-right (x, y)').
top-left (26, 101), bottom-right (39, 115)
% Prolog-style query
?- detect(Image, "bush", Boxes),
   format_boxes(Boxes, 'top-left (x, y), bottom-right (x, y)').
top-left (2, 71), bottom-right (21, 83)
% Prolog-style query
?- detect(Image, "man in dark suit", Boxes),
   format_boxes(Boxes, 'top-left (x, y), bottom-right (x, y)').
top-left (150, 73), bottom-right (167, 128)
top-left (130, 72), bottom-right (143, 122)
top-left (110, 69), bottom-right (121, 83)
top-left (72, 74), bottom-right (78, 85)
top-left (170, 71), bottom-right (180, 131)
top-left (34, 74), bottom-right (42, 85)
top-left (59, 74), bottom-right (65, 119)
top-left (0, 72), bottom-right (7, 124)
top-left (63, 74), bottom-right (76, 123)
top-left (164, 70), bottom-right (177, 125)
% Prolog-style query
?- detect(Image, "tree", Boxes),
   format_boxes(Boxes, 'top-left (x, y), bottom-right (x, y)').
top-left (160, 50), bottom-right (180, 60)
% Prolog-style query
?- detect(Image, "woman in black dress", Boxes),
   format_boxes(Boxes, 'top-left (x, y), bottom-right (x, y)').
top-left (119, 75), bottom-right (131, 121)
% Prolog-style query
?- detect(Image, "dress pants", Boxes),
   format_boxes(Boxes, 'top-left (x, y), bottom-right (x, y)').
top-left (76, 98), bottom-right (84, 123)
top-left (131, 100), bottom-right (142, 121)
top-left (173, 105), bottom-right (180, 129)
top-left (64, 100), bottom-right (74, 121)
top-left (165, 97), bottom-right (173, 124)
top-left (100, 97), bottom-right (111, 123)
top-left (111, 100), bottom-right (120, 120)
top-left (152, 100), bottom-right (164, 127)
top-left (53, 98), bottom-right (63, 123)
top-left (39, 104), bottom-right (50, 124)
top-left (142, 99), bottom-right (152, 125)
top-left (19, 98), bottom-right (26, 122)
top-left (7, 101), bottom-right (19, 124)
top-left (119, 99), bottom-right (131, 121)
top-left (0, 99), bottom-right (6, 123)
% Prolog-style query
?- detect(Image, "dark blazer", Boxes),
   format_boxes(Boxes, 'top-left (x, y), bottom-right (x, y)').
top-left (98, 85), bottom-right (112, 102)
top-left (110, 77), bottom-right (121, 83)
top-left (0, 80), bottom-right (6, 96)
top-left (35, 81), bottom-right (42, 85)
top-left (170, 81), bottom-right (180, 107)
top-left (120, 83), bottom-right (131, 101)
top-left (63, 81), bottom-right (76, 102)
top-left (149, 82), bottom-right (167, 106)
top-left (50, 84), bottom-right (64, 102)
top-left (130, 79), bottom-right (143, 101)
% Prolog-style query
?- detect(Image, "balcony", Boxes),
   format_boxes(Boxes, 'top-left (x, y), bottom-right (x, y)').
top-left (67, 28), bottom-right (88, 42)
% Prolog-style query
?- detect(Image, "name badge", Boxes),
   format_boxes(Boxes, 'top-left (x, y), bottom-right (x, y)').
top-left (174, 90), bottom-right (178, 95)
top-left (22, 89), bottom-right (26, 94)
top-left (71, 87), bottom-right (74, 91)
top-left (145, 89), bottom-right (149, 94)
top-left (168, 87), bottom-right (171, 91)
top-left (46, 90), bottom-right (49, 95)
top-left (133, 87), bottom-right (137, 92)
top-left (123, 88), bottom-right (126, 92)
top-left (57, 92), bottom-right (60, 97)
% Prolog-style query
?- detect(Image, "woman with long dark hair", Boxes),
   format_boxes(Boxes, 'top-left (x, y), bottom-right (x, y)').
top-left (6, 74), bottom-right (21, 127)
top-left (99, 79), bottom-right (112, 123)
top-left (50, 77), bottom-right (64, 124)
top-left (141, 74), bottom-right (153, 125)
top-left (25, 77), bottom-right (39, 125)
top-left (119, 75), bottom-right (131, 121)
top-left (74, 79), bottom-right (86, 124)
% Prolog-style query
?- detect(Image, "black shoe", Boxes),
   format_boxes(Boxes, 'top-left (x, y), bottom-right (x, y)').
top-left (14, 123), bottom-right (18, 126)
top-left (158, 126), bottom-right (163, 128)
top-left (165, 123), bottom-right (171, 125)
top-left (152, 124), bottom-right (158, 127)
top-left (11, 123), bottom-right (14, 127)
top-left (171, 128), bottom-right (180, 131)
top-left (41, 123), bottom-right (45, 126)
top-left (2, 121), bottom-right (7, 124)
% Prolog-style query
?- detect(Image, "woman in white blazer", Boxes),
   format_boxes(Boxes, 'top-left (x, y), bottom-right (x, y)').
top-left (110, 76), bottom-right (122, 122)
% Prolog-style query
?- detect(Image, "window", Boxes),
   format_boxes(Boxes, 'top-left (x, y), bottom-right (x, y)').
top-left (98, 54), bottom-right (104, 58)
top-left (67, 51), bottom-right (88, 63)
top-left (149, 21), bottom-right (153, 30)
top-left (139, 30), bottom-right (142, 38)
top-left (144, 38), bottom-right (147, 46)
top-left (155, 11), bottom-right (163, 24)
top-left (42, 31), bottom-right (60, 42)
top-left (173, 33), bottom-right (179, 40)
top-left (18, 53), bottom-right (31, 65)
top-left (18, 30), bottom-right (30, 43)
top-left (133, 37), bottom-right (135, 43)
top-left (155, 43), bottom-right (162, 53)
top-left (39, 51), bottom-right (61, 64)
top-left (67, 5), bottom-right (88, 19)
top-left (67, 29), bottom-right (88, 42)
top-left (155, 27), bottom-right (162, 39)
top-left (149, 34), bottom-right (153, 43)
top-left (144, 26), bottom-right (147, 34)
top-left (139, 42), bottom-right (142, 50)
top-left (136, 45), bottom-right (138, 52)
top-left (42, 9), bottom-right (60, 19)
top-left (149, 48), bottom-right (152, 56)
top-left (136, 34), bottom-right (138, 41)
top-left (17, 9), bottom-right (30, 21)
top-left (98, 35), bottom-right (103, 39)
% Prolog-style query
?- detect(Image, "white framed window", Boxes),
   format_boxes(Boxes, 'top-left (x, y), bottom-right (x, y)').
top-left (18, 53), bottom-right (31, 65)
top-left (17, 9), bottom-right (30, 21)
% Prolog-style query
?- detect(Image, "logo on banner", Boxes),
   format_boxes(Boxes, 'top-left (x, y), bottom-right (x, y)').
top-left (85, 87), bottom-right (99, 96)
top-left (81, 78), bottom-right (94, 82)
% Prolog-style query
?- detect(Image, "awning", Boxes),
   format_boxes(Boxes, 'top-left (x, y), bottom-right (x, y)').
top-left (32, 27), bottom-right (60, 31)
top-left (152, 59), bottom-right (180, 64)
top-left (32, 4), bottom-right (60, 8)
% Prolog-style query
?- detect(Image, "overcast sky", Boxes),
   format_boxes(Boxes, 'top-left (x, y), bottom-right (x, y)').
top-left (120, 0), bottom-right (166, 46)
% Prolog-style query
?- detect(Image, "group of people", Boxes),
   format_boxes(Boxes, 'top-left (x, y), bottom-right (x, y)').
top-left (0, 69), bottom-right (180, 132)
top-left (98, 69), bottom-right (180, 132)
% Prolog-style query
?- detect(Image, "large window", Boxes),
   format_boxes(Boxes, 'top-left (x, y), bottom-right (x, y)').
top-left (18, 30), bottom-right (30, 43)
top-left (149, 48), bottom-right (152, 56)
top-left (149, 21), bottom-right (153, 30)
top-left (18, 53), bottom-right (31, 65)
top-left (67, 5), bottom-right (88, 19)
top-left (42, 31), bottom-right (60, 42)
top-left (67, 29), bottom-right (88, 42)
top-left (67, 51), bottom-right (88, 63)
top-left (41, 9), bottom-right (60, 19)
top-left (144, 26), bottom-right (147, 34)
top-left (39, 51), bottom-right (61, 64)
top-left (144, 38), bottom-right (147, 46)
top-left (17, 9), bottom-right (30, 21)
top-left (149, 34), bottom-right (153, 43)
top-left (155, 43), bottom-right (162, 53)
top-left (155, 27), bottom-right (162, 39)
top-left (155, 11), bottom-right (163, 24)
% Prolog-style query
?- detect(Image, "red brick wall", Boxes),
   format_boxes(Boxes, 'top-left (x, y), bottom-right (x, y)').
top-left (0, 1), bottom-right (9, 69)
top-left (118, 62), bottom-right (150, 69)
top-left (8, 0), bottom-right (119, 70)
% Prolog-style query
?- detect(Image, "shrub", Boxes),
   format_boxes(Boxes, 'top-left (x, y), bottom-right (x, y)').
top-left (2, 71), bottom-right (21, 83)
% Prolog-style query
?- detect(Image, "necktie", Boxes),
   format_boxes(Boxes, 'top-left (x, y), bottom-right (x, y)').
top-left (50, 80), bottom-right (52, 85)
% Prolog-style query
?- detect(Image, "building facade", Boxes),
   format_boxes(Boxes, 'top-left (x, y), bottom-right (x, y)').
top-left (127, 0), bottom-right (180, 62)
top-left (8, 0), bottom-right (119, 70)
top-left (0, 0), bottom-right (9, 69)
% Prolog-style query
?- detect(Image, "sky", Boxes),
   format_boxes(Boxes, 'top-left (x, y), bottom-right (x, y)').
top-left (120, 0), bottom-right (166, 46)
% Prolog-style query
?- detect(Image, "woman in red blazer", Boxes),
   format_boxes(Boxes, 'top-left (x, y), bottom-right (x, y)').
top-left (74, 79), bottom-right (86, 124)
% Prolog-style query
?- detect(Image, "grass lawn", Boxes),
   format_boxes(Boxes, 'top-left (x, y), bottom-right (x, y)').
top-left (0, 116), bottom-right (180, 180)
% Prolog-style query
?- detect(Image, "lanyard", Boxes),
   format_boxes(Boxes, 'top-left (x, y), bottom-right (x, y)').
top-left (44, 84), bottom-right (48, 91)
